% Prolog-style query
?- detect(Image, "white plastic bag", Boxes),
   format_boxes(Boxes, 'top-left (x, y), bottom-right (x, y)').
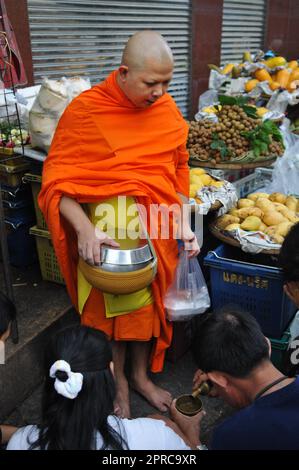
top-left (268, 138), bottom-right (299, 195)
top-left (29, 76), bottom-right (91, 152)
top-left (164, 251), bottom-right (210, 321)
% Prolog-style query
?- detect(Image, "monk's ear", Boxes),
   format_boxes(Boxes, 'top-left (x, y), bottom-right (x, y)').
top-left (118, 65), bottom-right (129, 82)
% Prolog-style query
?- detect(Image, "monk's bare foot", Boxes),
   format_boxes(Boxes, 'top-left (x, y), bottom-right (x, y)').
top-left (114, 378), bottom-right (131, 419)
top-left (131, 376), bottom-right (172, 413)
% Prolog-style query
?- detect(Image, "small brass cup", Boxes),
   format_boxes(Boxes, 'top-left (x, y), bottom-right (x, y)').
top-left (175, 381), bottom-right (211, 416)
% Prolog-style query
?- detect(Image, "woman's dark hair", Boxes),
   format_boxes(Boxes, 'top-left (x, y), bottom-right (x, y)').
top-left (192, 308), bottom-right (269, 378)
top-left (0, 291), bottom-right (16, 337)
top-left (278, 222), bottom-right (299, 282)
top-left (29, 325), bottom-right (128, 450)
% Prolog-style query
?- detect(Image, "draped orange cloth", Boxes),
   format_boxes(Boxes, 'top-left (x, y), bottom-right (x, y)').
top-left (38, 70), bottom-right (189, 372)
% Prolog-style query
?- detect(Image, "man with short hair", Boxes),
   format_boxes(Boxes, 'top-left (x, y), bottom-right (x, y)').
top-left (39, 31), bottom-right (199, 419)
top-left (192, 309), bottom-right (299, 450)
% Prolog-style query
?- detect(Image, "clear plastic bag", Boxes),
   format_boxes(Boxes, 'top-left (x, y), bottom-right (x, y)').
top-left (164, 251), bottom-right (210, 321)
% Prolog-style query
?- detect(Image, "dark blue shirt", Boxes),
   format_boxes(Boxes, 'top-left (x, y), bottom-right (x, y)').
top-left (211, 377), bottom-right (299, 450)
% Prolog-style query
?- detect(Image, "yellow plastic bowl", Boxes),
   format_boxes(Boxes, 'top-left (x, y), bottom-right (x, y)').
top-left (78, 257), bottom-right (157, 294)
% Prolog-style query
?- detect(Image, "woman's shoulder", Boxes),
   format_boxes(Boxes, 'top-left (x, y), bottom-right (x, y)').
top-left (6, 425), bottom-right (39, 450)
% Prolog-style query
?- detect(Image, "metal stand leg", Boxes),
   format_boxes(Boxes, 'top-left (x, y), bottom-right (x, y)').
top-left (0, 186), bottom-right (18, 343)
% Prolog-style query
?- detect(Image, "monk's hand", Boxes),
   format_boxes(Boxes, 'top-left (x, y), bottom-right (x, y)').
top-left (181, 227), bottom-right (200, 258)
top-left (77, 222), bottom-right (119, 265)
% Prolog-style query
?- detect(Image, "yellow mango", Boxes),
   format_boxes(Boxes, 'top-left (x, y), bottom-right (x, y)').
top-left (237, 198), bottom-right (255, 209)
top-left (222, 63), bottom-right (235, 75)
top-left (269, 81), bottom-right (281, 91)
top-left (199, 174), bottom-right (213, 186)
top-left (256, 107), bottom-right (268, 117)
top-left (247, 192), bottom-right (269, 201)
top-left (240, 216), bottom-right (262, 231)
top-left (190, 175), bottom-right (204, 186)
top-left (245, 79), bottom-right (259, 93)
top-left (262, 211), bottom-right (287, 226)
top-left (288, 61), bottom-right (298, 70)
top-left (271, 233), bottom-right (285, 244)
top-left (237, 207), bottom-right (264, 220)
top-left (190, 168), bottom-right (206, 175)
top-left (259, 223), bottom-right (267, 232)
top-left (276, 69), bottom-right (291, 88)
top-left (225, 223), bottom-right (241, 231)
top-left (255, 198), bottom-right (275, 213)
top-left (216, 215), bottom-right (240, 229)
top-left (275, 221), bottom-right (293, 237)
top-left (229, 208), bottom-right (240, 217)
top-left (265, 56), bottom-right (287, 68)
top-left (255, 68), bottom-right (272, 82)
top-left (210, 180), bottom-right (225, 188)
top-left (269, 193), bottom-right (287, 204)
top-left (189, 184), bottom-right (199, 198)
top-left (285, 196), bottom-right (298, 212)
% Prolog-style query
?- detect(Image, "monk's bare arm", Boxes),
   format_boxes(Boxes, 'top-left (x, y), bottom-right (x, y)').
top-left (59, 196), bottom-right (119, 264)
top-left (59, 196), bottom-right (93, 236)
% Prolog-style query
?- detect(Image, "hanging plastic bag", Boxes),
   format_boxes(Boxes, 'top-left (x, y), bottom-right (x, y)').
top-left (164, 251), bottom-right (210, 321)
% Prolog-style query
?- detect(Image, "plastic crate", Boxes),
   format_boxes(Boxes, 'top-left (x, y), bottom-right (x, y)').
top-left (5, 214), bottom-right (37, 267)
top-left (233, 167), bottom-right (273, 198)
top-left (204, 244), bottom-right (297, 338)
top-left (23, 173), bottom-right (47, 229)
top-left (3, 199), bottom-right (35, 220)
top-left (1, 183), bottom-right (31, 204)
top-left (29, 226), bottom-right (64, 285)
top-left (0, 160), bottom-right (30, 188)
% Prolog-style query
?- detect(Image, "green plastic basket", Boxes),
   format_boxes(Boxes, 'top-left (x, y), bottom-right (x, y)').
top-left (23, 173), bottom-right (47, 230)
top-left (30, 225), bottom-right (64, 285)
top-left (270, 329), bottom-right (291, 372)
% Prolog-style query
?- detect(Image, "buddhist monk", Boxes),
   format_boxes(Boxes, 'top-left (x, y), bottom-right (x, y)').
top-left (39, 31), bottom-right (200, 419)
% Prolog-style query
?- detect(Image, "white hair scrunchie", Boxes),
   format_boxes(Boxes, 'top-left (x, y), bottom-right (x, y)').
top-left (49, 360), bottom-right (83, 400)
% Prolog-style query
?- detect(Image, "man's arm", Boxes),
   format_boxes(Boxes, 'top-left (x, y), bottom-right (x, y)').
top-left (0, 424), bottom-right (18, 445)
top-left (59, 196), bottom-right (119, 265)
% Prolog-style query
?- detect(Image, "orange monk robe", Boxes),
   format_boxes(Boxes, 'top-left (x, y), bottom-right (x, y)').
top-left (38, 70), bottom-right (189, 372)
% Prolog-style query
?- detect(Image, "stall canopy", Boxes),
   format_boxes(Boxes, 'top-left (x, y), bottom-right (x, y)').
top-left (27, 0), bottom-right (191, 116)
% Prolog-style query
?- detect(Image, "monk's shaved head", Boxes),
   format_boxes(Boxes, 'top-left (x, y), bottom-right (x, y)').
top-left (121, 31), bottom-right (174, 71)
top-left (117, 31), bottom-right (174, 108)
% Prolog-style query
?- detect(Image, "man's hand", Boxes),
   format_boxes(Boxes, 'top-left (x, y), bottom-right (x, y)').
top-left (77, 223), bottom-right (119, 265)
top-left (170, 399), bottom-right (205, 449)
top-left (284, 282), bottom-right (299, 309)
top-left (193, 369), bottom-right (218, 398)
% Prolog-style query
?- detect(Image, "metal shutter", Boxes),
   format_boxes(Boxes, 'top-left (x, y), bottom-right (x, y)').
top-left (220, 0), bottom-right (266, 65)
top-left (27, 0), bottom-right (191, 116)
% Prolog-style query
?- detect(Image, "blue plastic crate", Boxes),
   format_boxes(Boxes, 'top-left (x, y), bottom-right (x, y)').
top-left (5, 213), bottom-right (37, 267)
top-left (3, 199), bottom-right (35, 219)
top-left (204, 244), bottom-right (297, 339)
